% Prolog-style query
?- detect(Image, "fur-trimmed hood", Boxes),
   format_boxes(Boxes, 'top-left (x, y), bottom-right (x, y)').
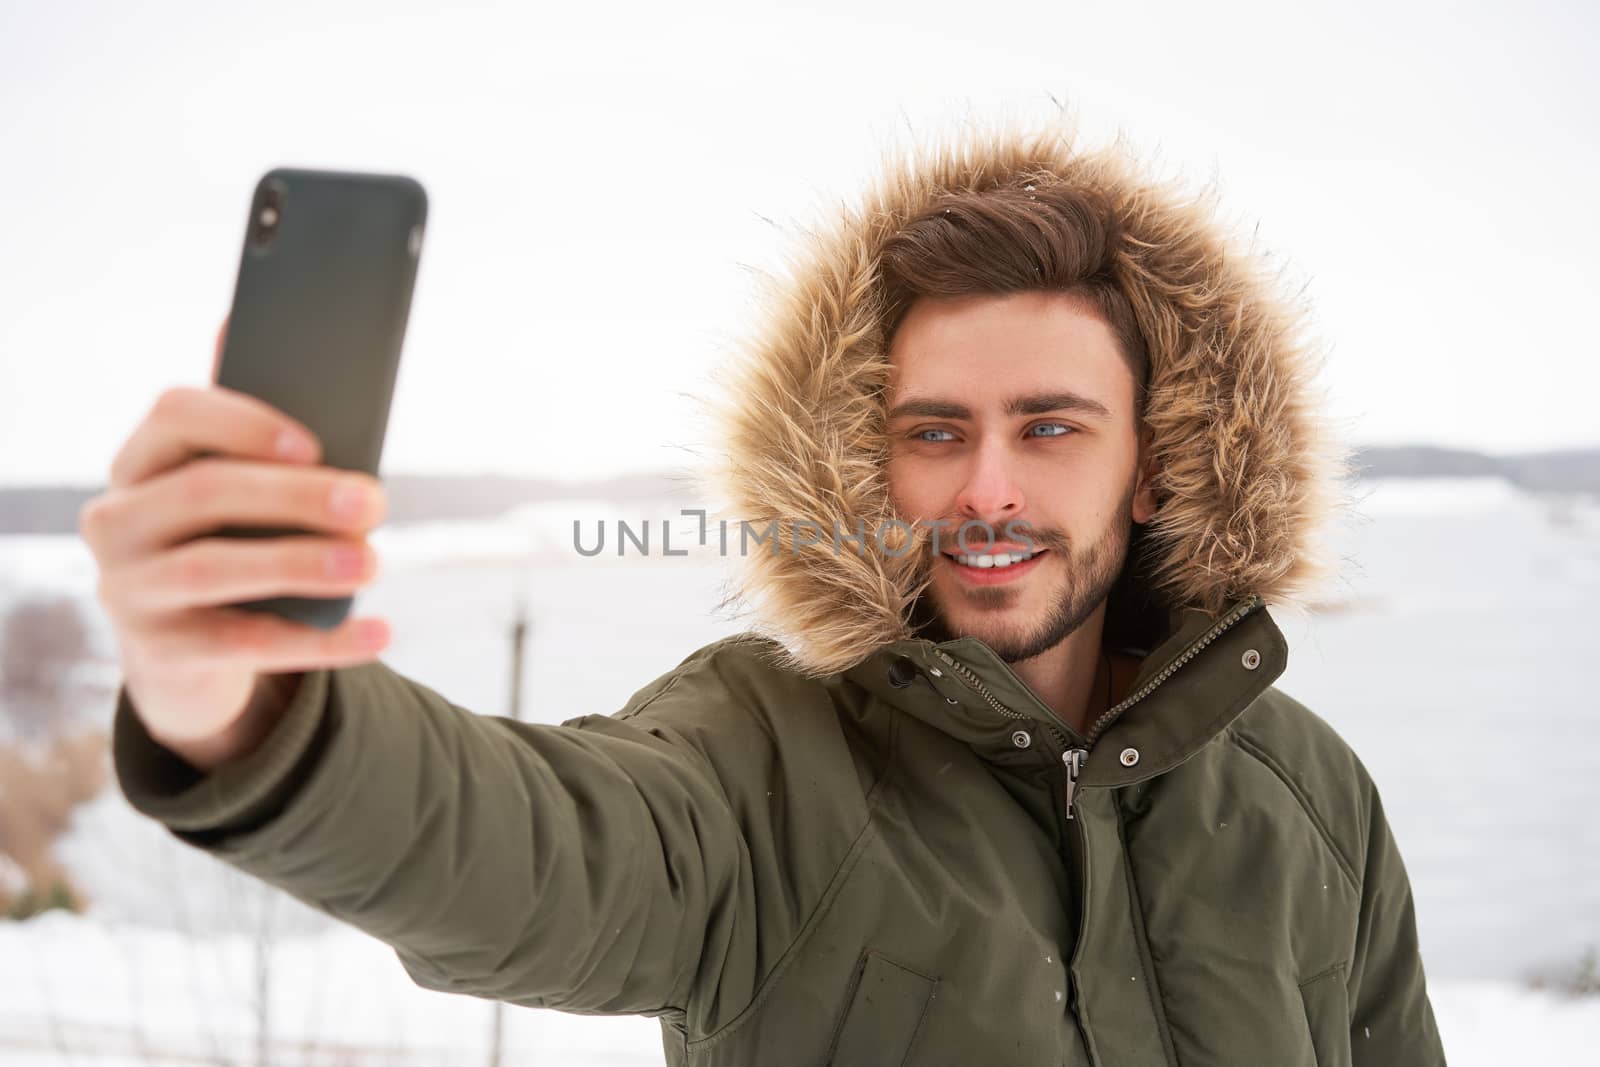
top-left (701, 107), bottom-right (1351, 679)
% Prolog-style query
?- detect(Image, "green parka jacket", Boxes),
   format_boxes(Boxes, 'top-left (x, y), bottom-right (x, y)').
top-left (113, 112), bottom-right (1446, 1066)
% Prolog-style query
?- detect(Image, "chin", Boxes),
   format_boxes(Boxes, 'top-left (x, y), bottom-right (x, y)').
top-left (927, 583), bottom-right (1048, 646)
top-left (951, 610), bottom-right (1040, 643)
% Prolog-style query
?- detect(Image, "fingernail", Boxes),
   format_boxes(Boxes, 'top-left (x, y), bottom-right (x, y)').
top-left (276, 429), bottom-right (316, 460)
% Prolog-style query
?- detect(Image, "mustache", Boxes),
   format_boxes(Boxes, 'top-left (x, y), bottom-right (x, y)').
top-left (925, 520), bottom-right (1070, 555)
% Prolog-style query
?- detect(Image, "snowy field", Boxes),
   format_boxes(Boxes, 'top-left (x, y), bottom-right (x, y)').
top-left (2, 909), bottom-right (1598, 1066)
top-left (2, 477), bottom-right (1598, 1063)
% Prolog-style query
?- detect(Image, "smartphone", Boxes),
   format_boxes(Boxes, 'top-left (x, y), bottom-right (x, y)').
top-left (209, 167), bottom-right (427, 630)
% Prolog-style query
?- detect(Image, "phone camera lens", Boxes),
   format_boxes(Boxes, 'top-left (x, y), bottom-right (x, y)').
top-left (250, 179), bottom-right (286, 251)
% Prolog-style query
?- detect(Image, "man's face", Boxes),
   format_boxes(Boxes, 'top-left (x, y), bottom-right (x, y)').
top-left (885, 291), bottom-right (1156, 663)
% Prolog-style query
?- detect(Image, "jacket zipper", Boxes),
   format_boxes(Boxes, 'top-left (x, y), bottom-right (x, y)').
top-left (1064, 782), bottom-right (1093, 1055)
top-left (1080, 593), bottom-right (1265, 748)
top-left (930, 655), bottom-right (1102, 1058)
top-left (931, 648), bottom-right (1078, 746)
top-left (929, 594), bottom-right (1263, 1057)
top-left (929, 593), bottom-right (1263, 820)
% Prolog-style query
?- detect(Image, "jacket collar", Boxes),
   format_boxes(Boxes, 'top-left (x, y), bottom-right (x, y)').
top-left (841, 594), bottom-right (1286, 786)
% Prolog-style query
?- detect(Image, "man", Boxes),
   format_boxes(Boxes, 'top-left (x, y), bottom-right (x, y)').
top-left (86, 112), bottom-right (1446, 1065)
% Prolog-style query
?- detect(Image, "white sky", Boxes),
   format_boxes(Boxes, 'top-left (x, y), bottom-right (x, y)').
top-left (2, 0), bottom-right (1595, 488)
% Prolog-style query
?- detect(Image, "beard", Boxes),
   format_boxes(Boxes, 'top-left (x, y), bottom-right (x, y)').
top-left (912, 470), bottom-right (1138, 664)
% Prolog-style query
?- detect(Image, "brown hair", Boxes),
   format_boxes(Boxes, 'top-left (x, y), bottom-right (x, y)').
top-left (877, 179), bottom-right (1149, 415)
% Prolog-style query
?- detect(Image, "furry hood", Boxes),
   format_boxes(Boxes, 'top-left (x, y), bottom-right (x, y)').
top-left (700, 107), bottom-right (1351, 679)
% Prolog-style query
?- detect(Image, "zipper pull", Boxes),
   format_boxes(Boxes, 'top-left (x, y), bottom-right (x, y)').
top-left (1062, 748), bottom-right (1087, 819)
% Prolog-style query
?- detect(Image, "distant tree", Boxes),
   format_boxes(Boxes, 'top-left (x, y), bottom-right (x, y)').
top-left (0, 727), bottom-right (108, 917)
top-left (0, 593), bottom-right (111, 919)
top-left (1528, 945), bottom-right (1600, 998)
top-left (0, 593), bottom-right (97, 740)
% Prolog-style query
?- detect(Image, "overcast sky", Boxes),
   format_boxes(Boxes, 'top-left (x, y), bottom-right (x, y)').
top-left (2, 0), bottom-right (1595, 488)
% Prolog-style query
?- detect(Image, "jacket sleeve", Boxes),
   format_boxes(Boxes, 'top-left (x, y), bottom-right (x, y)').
top-left (111, 653), bottom-right (749, 1018)
top-left (1346, 770), bottom-right (1447, 1065)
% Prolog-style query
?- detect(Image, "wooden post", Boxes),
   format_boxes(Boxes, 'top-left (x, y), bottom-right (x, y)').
top-left (489, 591), bottom-right (530, 1067)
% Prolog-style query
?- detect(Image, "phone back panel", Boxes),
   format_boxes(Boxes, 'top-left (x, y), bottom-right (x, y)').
top-left (214, 168), bottom-right (426, 630)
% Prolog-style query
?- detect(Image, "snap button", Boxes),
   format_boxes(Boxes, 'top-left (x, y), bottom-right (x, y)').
top-left (1011, 729), bottom-right (1032, 748)
top-left (928, 667), bottom-right (943, 677)
top-left (946, 697), bottom-right (959, 704)
top-left (1241, 649), bottom-right (1261, 670)
top-left (1119, 747), bottom-right (1140, 767)
top-left (886, 657), bottom-right (918, 688)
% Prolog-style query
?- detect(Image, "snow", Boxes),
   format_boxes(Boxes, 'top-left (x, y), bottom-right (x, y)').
top-left (0, 535), bottom-right (99, 596)
top-left (366, 497), bottom-right (714, 570)
top-left (0, 495), bottom-right (712, 602)
top-left (4, 476), bottom-right (1600, 1061)
top-left (1428, 980), bottom-right (1600, 1066)
top-left (1, 913), bottom-right (1595, 1064)
top-left (0, 911), bottom-right (664, 1065)
top-left (1351, 475), bottom-right (1528, 517)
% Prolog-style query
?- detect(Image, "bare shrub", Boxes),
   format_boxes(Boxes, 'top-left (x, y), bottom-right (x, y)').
top-left (0, 593), bottom-right (112, 918)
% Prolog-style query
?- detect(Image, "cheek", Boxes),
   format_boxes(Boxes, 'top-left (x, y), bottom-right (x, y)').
top-left (886, 455), bottom-right (943, 518)
top-left (1030, 453), bottom-right (1128, 513)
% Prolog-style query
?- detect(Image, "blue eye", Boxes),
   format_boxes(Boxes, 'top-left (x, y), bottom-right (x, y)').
top-left (915, 428), bottom-right (956, 442)
top-left (1028, 423), bottom-right (1074, 438)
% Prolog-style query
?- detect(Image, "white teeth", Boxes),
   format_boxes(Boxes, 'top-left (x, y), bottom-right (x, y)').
top-left (952, 551), bottom-right (1034, 568)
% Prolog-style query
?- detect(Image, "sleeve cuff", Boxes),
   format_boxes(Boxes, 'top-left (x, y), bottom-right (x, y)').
top-left (112, 669), bottom-right (334, 838)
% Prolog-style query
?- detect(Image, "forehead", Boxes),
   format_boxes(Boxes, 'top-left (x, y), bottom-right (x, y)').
top-left (887, 291), bottom-right (1131, 402)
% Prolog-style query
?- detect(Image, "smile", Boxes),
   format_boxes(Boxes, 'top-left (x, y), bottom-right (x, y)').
top-left (949, 550), bottom-right (1035, 568)
top-left (941, 549), bottom-right (1049, 584)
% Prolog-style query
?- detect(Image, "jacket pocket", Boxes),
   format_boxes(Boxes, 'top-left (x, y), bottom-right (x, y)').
top-left (825, 949), bottom-right (938, 1066)
top-left (1298, 962), bottom-right (1353, 1067)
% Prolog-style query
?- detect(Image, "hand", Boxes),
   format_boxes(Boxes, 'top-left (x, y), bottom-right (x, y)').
top-left (80, 322), bottom-right (391, 771)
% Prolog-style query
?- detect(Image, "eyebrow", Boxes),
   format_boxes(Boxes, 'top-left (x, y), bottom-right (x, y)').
top-left (886, 391), bottom-right (1114, 422)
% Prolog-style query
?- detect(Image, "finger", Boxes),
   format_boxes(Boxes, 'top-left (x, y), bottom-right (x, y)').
top-left (151, 608), bottom-right (392, 673)
top-left (100, 535), bottom-right (378, 616)
top-left (110, 384), bottom-right (322, 491)
top-left (84, 460), bottom-right (384, 566)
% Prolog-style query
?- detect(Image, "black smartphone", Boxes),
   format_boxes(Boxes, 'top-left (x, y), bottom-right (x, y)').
top-left (210, 167), bottom-right (427, 630)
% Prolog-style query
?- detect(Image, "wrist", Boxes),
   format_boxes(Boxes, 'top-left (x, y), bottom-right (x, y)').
top-left (153, 673), bottom-right (301, 773)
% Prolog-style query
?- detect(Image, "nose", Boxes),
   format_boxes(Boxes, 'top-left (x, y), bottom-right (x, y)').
top-left (954, 441), bottom-right (1023, 522)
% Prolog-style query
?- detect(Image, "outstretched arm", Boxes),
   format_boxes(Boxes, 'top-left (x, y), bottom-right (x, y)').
top-left (113, 656), bottom-right (747, 1017)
